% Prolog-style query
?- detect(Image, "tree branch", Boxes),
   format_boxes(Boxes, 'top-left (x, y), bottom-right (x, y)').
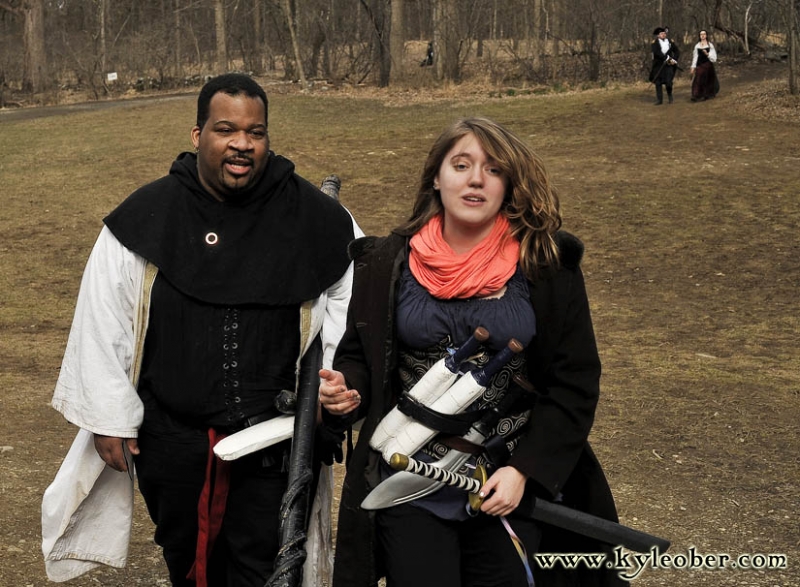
top-left (0, 1), bottom-right (22, 16)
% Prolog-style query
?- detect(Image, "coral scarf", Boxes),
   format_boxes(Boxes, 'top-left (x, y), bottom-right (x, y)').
top-left (409, 214), bottom-right (520, 299)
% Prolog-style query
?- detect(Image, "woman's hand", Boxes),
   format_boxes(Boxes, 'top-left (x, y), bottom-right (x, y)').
top-left (319, 368), bottom-right (361, 415)
top-left (478, 466), bottom-right (527, 516)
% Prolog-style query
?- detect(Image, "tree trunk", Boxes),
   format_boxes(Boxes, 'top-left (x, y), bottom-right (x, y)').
top-left (175, 0), bottom-right (182, 77)
top-left (214, 0), bottom-right (228, 74)
top-left (389, 0), bottom-right (405, 82)
top-left (790, 0), bottom-right (799, 95)
top-left (252, 0), bottom-right (262, 72)
top-left (743, 1), bottom-right (752, 55)
top-left (99, 0), bottom-right (107, 74)
top-left (588, 19), bottom-right (600, 81)
top-left (368, 0), bottom-right (391, 87)
top-left (434, 0), bottom-right (460, 82)
top-left (283, 0), bottom-right (307, 86)
top-left (22, 0), bottom-right (47, 93)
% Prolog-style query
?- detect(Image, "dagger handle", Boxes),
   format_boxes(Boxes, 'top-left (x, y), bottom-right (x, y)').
top-left (444, 327), bottom-right (490, 373)
top-left (389, 453), bottom-right (481, 493)
top-left (471, 338), bottom-right (524, 386)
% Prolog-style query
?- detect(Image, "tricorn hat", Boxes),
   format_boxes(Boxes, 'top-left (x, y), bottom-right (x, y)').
top-left (653, 27), bottom-right (666, 35)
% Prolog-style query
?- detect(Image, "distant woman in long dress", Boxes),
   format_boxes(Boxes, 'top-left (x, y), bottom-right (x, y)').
top-left (690, 30), bottom-right (719, 101)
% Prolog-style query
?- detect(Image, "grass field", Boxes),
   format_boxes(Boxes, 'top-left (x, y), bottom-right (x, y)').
top-left (1, 60), bottom-right (798, 586)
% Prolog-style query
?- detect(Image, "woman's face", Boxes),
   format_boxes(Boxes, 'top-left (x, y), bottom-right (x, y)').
top-left (700, 31), bottom-right (707, 41)
top-left (435, 133), bottom-right (508, 247)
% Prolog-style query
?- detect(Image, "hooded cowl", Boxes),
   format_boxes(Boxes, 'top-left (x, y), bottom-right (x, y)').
top-left (104, 151), bottom-right (354, 305)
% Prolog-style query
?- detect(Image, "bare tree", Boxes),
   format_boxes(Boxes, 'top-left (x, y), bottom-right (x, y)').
top-left (0, 0), bottom-right (47, 93)
top-left (283, 0), bottom-right (308, 85)
top-left (790, 0), bottom-right (799, 93)
top-left (433, 0), bottom-right (460, 81)
top-left (390, 0), bottom-right (405, 81)
top-left (214, 0), bottom-right (228, 73)
top-left (174, 0), bottom-right (183, 77)
top-left (251, 0), bottom-right (263, 72)
top-left (360, 0), bottom-right (391, 86)
top-left (98, 0), bottom-right (107, 74)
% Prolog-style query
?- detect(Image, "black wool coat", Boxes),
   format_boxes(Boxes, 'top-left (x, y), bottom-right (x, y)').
top-left (649, 38), bottom-right (681, 84)
top-left (325, 230), bottom-right (625, 587)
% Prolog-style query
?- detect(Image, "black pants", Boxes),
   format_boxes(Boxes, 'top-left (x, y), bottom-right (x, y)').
top-left (135, 419), bottom-right (288, 587)
top-left (654, 66), bottom-right (675, 102)
top-left (376, 503), bottom-right (541, 587)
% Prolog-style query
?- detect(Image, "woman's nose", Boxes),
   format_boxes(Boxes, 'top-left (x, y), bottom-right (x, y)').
top-left (468, 167), bottom-right (485, 186)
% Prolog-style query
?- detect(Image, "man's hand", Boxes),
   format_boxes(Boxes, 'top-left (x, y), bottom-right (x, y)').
top-left (93, 434), bottom-right (139, 473)
top-left (318, 368), bottom-right (361, 416)
top-left (479, 466), bottom-right (528, 516)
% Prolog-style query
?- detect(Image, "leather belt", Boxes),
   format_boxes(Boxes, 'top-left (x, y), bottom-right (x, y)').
top-left (437, 435), bottom-right (483, 455)
top-left (218, 410), bottom-right (276, 434)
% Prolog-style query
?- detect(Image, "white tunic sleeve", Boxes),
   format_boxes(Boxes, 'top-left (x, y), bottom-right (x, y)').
top-left (309, 211), bottom-right (364, 368)
top-left (51, 226), bottom-right (146, 437)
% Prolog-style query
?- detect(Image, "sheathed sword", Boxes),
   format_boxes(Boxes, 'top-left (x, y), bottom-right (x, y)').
top-left (388, 453), bottom-right (671, 554)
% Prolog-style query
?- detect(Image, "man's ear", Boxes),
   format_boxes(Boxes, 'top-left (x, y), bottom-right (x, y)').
top-left (191, 125), bottom-right (201, 150)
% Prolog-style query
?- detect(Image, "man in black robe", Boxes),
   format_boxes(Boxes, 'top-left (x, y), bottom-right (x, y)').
top-left (57, 73), bottom-right (357, 587)
top-left (649, 27), bottom-right (681, 105)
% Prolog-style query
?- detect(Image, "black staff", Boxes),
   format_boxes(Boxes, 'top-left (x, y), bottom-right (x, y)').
top-left (267, 175), bottom-right (342, 587)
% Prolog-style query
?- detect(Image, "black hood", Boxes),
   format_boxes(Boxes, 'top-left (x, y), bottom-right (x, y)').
top-left (104, 152), bottom-right (354, 305)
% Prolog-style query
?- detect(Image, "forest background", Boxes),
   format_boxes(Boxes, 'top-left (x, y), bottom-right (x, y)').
top-left (1, 0), bottom-right (800, 103)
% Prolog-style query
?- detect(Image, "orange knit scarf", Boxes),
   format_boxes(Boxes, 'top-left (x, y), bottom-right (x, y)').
top-left (409, 214), bottom-right (520, 300)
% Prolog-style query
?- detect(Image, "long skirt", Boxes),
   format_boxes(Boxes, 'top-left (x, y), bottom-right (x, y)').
top-left (692, 61), bottom-right (719, 100)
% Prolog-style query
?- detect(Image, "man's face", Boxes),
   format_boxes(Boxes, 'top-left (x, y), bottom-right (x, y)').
top-left (191, 92), bottom-right (269, 201)
top-left (659, 31), bottom-right (668, 40)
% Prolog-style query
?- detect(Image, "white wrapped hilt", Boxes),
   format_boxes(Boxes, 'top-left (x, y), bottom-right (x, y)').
top-left (377, 338), bottom-right (523, 462)
top-left (213, 415), bottom-right (295, 461)
top-left (369, 327), bottom-right (489, 453)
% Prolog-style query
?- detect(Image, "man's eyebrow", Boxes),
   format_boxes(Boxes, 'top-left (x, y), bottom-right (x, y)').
top-left (211, 119), bottom-right (267, 129)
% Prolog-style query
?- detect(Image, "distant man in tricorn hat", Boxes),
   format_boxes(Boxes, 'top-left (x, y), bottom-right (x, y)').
top-left (649, 27), bottom-right (681, 105)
